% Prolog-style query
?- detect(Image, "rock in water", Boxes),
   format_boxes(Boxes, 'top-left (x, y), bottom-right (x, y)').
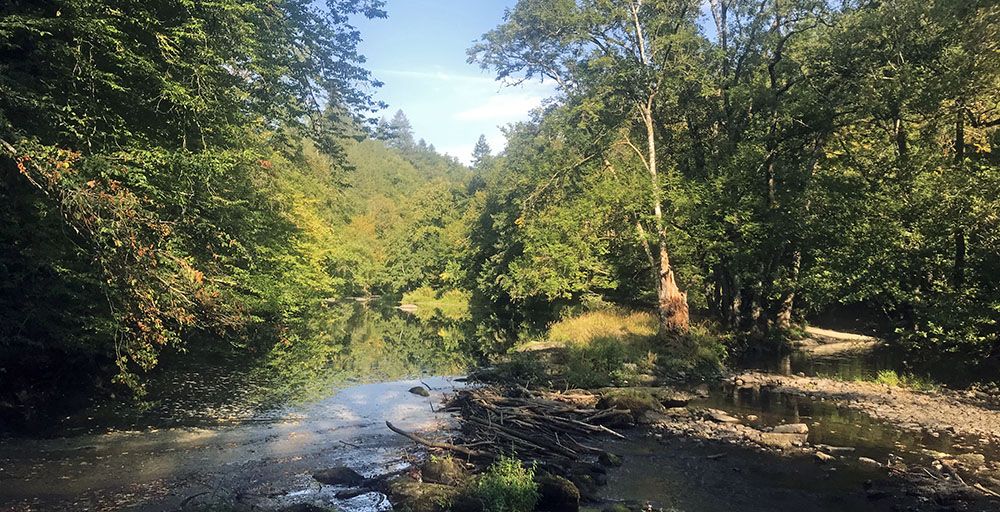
top-left (599, 452), bottom-right (623, 467)
top-left (409, 386), bottom-right (430, 397)
top-left (313, 466), bottom-right (366, 486)
top-left (814, 451), bottom-right (836, 463)
top-left (756, 432), bottom-right (809, 449)
top-left (772, 423), bottom-right (809, 434)
top-left (537, 473), bottom-right (581, 512)
top-left (705, 408), bottom-right (740, 423)
top-left (421, 456), bottom-right (467, 485)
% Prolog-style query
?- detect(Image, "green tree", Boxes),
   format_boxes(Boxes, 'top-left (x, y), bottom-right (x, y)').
top-left (470, 0), bottom-right (708, 340)
top-left (472, 134), bottom-right (493, 169)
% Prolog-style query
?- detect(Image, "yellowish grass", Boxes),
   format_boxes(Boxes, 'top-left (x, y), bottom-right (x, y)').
top-left (546, 309), bottom-right (658, 346)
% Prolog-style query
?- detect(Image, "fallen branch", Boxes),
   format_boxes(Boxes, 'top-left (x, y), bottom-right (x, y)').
top-left (385, 421), bottom-right (485, 458)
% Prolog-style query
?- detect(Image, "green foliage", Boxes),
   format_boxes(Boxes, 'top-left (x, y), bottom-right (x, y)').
top-left (0, 0), bottom-right (388, 395)
top-left (476, 456), bottom-right (539, 512)
top-left (467, 0), bottom-right (1000, 372)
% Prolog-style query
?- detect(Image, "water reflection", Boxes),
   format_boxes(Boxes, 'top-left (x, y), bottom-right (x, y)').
top-left (56, 301), bottom-right (478, 435)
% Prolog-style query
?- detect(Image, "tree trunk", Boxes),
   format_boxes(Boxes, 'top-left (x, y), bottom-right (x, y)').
top-left (658, 245), bottom-right (689, 336)
top-left (953, 104), bottom-right (966, 290)
top-left (641, 103), bottom-right (690, 337)
top-left (774, 249), bottom-right (800, 331)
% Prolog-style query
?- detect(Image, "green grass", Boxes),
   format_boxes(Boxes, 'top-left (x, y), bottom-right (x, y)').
top-left (475, 456), bottom-right (539, 512)
top-left (872, 369), bottom-right (938, 391)
top-left (817, 369), bottom-right (938, 391)
top-left (546, 309), bottom-right (658, 346)
top-left (506, 309), bottom-right (727, 387)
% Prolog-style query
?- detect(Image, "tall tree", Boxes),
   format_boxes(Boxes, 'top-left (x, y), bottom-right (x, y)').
top-left (385, 109), bottom-right (416, 150)
top-left (472, 134), bottom-right (493, 169)
top-left (469, 0), bottom-right (705, 339)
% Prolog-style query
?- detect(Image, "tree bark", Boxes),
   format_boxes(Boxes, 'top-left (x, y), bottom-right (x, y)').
top-left (775, 249), bottom-right (800, 331)
top-left (641, 103), bottom-right (689, 337)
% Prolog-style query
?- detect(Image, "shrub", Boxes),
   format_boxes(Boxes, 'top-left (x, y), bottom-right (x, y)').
top-left (476, 456), bottom-right (539, 512)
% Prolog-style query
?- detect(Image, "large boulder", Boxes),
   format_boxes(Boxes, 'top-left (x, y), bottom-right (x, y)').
top-left (755, 432), bottom-right (808, 449)
top-left (536, 473), bottom-right (581, 512)
top-left (313, 466), bottom-right (366, 486)
top-left (772, 423), bottom-right (809, 434)
top-left (597, 389), bottom-right (665, 418)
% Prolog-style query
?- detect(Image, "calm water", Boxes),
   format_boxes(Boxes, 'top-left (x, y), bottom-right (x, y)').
top-left (40, 301), bottom-right (480, 437)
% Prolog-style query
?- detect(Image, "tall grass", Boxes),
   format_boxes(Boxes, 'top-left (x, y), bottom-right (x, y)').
top-left (547, 309), bottom-right (658, 346)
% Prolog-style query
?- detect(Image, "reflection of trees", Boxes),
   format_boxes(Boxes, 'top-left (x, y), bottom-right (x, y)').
top-left (255, 302), bottom-right (476, 404)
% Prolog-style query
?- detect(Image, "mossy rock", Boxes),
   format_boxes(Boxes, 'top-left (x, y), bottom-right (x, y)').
top-left (388, 477), bottom-right (462, 512)
top-left (421, 455), bottom-right (468, 486)
top-left (597, 388), bottom-right (665, 417)
top-left (598, 452), bottom-right (622, 467)
top-left (536, 473), bottom-right (580, 512)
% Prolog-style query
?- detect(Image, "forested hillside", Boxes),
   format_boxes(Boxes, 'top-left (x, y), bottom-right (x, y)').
top-left (0, 0), bottom-right (475, 417)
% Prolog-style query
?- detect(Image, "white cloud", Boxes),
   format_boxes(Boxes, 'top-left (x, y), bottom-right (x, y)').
top-left (453, 94), bottom-right (544, 122)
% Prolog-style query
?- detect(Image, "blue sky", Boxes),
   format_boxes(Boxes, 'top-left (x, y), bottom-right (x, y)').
top-left (353, 1), bottom-right (556, 164)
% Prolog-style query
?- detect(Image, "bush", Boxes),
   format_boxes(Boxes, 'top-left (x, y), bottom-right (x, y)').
top-left (476, 456), bottom-right (539, 512)
top-left (563, 337), bottom-right (655, 388)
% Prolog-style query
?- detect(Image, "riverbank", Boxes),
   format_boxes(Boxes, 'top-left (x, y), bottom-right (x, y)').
top-left (377, 379), bottom-right (1000, 512)
top-left (729, 371), bottom-right (1000, 443)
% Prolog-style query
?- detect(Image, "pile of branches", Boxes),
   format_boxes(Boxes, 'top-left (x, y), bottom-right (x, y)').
top-left (397, 386), bottom-right (628, 467)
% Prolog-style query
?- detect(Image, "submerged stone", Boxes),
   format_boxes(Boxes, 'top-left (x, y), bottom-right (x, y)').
top-left (313, 466), bottom-right (365, 486)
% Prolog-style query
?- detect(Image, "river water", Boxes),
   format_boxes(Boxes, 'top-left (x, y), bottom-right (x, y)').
top-left (0, 304), bottom-right (995, 511)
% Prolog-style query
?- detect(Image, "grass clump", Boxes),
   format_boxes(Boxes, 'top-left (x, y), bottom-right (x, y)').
top-left (873, 369), bottom-right (937, 391)
top-left (547, 309), bottom-right (658, 346)
top-left (475, 456), bottom-right (539, 512)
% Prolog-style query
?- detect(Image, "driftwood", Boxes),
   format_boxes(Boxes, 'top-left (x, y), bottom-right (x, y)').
top-left (385, 386), bottom-right (626, 468)
top-left (385, 421), bottom-right (485, 458)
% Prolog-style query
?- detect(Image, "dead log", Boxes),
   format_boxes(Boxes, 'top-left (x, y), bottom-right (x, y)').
top-left (385, 421), bottom-right (485, 458)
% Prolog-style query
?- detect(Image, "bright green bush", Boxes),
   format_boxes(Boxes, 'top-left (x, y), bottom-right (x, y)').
top-left (476, 456), bottom-right (539, 512)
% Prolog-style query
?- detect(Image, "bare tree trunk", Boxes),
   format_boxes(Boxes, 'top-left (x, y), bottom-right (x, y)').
top-left (641, 103), bottom-right (689, 337)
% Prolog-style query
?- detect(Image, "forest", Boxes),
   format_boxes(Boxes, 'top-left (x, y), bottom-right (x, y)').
top-left (1, 0), bottom-right (998, 420)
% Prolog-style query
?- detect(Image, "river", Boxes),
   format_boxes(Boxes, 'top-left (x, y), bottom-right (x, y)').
top-left (0, 303), bottom-right (996, 511)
